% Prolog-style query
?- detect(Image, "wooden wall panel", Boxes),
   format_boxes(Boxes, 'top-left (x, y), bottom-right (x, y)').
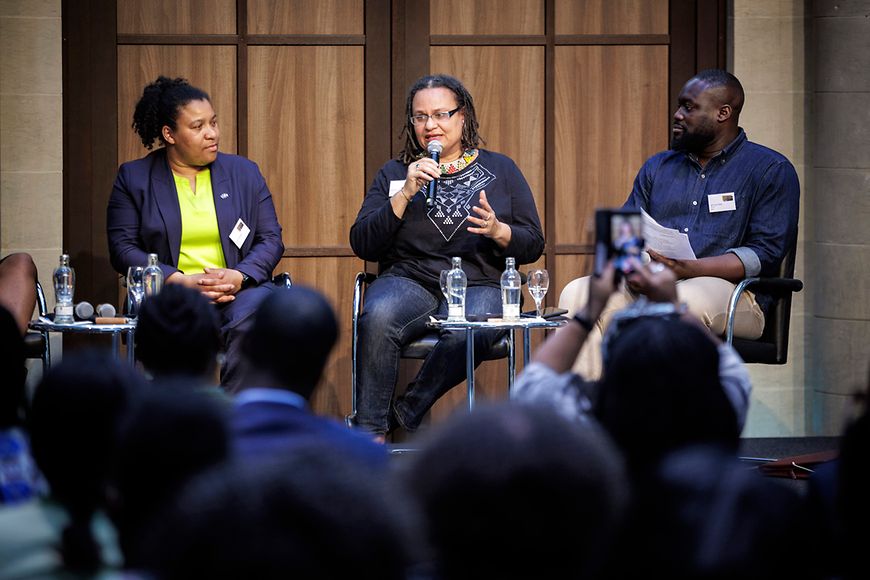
top-left (247, 46), bottom-right (364, 249)
top-left (554, 45), bottom-right (668, 246)
top-left (555, 254), bottom-right (594, 303)
top-left (555, 0), bottom-right (669, 35)
top-left (430, 0), bottom-right (544, 35)
top-left (117, 0), bottom-right (236, 34)
top-left (430, 46), bottom-right (546, 237)
top-left (248, 0), bottom-right (364, 35)
top-left (117, 45), bottom-right (237, 165)
top-left (275, 256), bottom-right (363, 418)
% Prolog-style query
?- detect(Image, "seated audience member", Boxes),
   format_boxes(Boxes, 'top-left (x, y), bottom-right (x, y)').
top-left (107, 76), bottom-right (284, 392)
top-left (515, 260), bottom-right (752, 433)
top-left (134, 283), bottom-right (228, 401)
top-left (613, 444), bottom-right (810, 579)
top-left (401, 402), bottom-right (627, 579)
top-left (108, 387), bottom-right (230, 570)
top-left (137, 448), bottom-right (414, 580)
top-left (0, 306), bottom-right (45, 504)
top-left (561, 70), bottom-right (800, 378)
top-left (0, 352), bottom-right (142, 578)
top-left (0, 253), bottom-right (37, 335)
top-left (232, 286), bottom-right (388, 468)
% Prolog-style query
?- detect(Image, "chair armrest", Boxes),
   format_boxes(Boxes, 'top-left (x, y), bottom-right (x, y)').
top-left (741, 277), bottom-right (803, 296)
top-left (272, 272), bottom-right (293, 288)
top-left (724, 276), bottom-right (803, 344)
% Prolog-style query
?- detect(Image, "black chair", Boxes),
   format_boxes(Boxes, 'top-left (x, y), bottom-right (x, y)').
top-left (724, 248), bottom-right (803, 364)
top-left (23, 280), bottom-right (51, 371)
top-left (346, 272), bottom-right (512, 427)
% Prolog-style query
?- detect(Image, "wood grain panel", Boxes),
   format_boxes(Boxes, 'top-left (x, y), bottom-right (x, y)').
top-left (117, 0), bottom-right (236, 34)
top-left (430, 0), bottom-right (544, 35)
top-left (117, 45), bottom-right (237, 165)
top-left (248, 0), bottom-right (364, 34)
top-left (555, 0), bottom-right (669, 35)
top-left (555, 254), bottom-right (594, 302)
top-left (430, 46), bottom-right (546, 237)
top-left (247, 46), bottom-right (364, 248)
top-left (554, 45), bottom-right (668, 246)
top-left (275, 256), bottom-right (363, 419)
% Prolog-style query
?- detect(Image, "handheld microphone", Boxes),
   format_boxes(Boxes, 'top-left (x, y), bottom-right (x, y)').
top-left (74, 301), bottom-right (94, 321)
top-left (426, 140), bottom-right (443, 208)
top-left (95, 303), bottom-right (117, 318)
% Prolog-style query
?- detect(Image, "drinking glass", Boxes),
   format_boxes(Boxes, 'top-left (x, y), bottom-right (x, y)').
top-left (527, 269), bottom-right (550, 318)
top-left (126, 266), bottom-right (145, 317)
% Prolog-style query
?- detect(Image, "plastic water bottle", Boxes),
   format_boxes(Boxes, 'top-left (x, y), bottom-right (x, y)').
top-left (445, 257), bottom-right (467, 321)
top-left (501, 257), bottom-right (521, 320)
top-left (143, 253), bottom-right (163, 297)
top-left (52, 254), bottom-right (75, 323)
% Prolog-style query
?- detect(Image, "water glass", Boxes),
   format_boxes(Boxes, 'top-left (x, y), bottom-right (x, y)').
top-left (527, 269), bottom-right (550, 318)
top-left (126, 266), bottom-right (145, 317)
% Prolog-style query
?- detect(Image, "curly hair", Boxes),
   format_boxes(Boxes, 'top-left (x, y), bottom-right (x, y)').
top-left (132, 76), bottom-right (211, 149)
top-left (398, 74), bottom-right (485, 165)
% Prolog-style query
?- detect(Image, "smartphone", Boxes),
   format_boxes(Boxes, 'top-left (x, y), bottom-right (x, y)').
top-left (594, 209), bottom-right (644, 279)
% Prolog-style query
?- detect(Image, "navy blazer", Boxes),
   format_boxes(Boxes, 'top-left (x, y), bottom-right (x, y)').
top-left (231, 400), bottom-right (390, 470)
top-left (107, 149), bottom-right (284, 283)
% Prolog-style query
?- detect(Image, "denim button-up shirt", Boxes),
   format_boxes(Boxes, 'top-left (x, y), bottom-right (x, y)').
top-left (623, 129), bottom-right (799, 278)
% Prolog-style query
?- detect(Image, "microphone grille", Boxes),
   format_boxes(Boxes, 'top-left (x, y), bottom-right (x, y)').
top-left (427, 140), bottom-right (443, 154)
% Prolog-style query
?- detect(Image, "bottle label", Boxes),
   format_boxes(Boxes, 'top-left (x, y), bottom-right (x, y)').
top-left (55, 304), bottom-right (73, 317)
top-left (448, 304), bottom-right (465, 321)
top-left (503, 303), bottom-right (520, 320)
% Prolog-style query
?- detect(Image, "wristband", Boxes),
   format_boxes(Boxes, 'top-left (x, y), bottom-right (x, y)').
top-left (572, 312), bottom-right (595, 332)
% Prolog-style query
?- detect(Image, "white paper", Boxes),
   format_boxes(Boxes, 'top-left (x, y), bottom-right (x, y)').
top-left (388, 180), bottom-right (405, 198)
top-left (640, 208), bottom-right (697, 260)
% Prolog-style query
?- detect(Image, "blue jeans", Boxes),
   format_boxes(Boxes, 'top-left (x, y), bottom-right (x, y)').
top-left (356, 275), bottom-right (504, 434)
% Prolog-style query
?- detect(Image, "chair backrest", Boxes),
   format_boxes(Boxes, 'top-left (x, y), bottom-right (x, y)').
top-left (731, 248), bottom-right (798, 365)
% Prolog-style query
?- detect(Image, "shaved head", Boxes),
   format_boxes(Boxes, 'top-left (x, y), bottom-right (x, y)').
top-left (690, 69), bottom-right (745, 117)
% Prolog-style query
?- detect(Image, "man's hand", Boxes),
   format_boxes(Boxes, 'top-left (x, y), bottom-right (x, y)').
top-left (647, 249), bottom-right (746, 283)
top-left (625, 258), bottom-right (679, 304)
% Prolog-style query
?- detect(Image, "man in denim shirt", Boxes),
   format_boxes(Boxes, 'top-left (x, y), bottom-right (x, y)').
top-left (561, 70), bottom-right (800, 378)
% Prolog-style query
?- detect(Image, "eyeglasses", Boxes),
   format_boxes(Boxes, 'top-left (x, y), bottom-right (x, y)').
top-left (410, 106), bottom-right (461, 126)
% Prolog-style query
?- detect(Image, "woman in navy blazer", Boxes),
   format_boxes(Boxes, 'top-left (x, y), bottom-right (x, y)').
top-left (107, 76), bottom-right (284, 391)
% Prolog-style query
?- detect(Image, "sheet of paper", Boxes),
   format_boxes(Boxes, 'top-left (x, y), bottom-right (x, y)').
top-left (641, 208), bottom-right (697, 260)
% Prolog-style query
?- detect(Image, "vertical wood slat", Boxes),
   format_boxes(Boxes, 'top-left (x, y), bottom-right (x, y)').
top-left (555, 0), bottom-right (669, 35)
top-left (430, 0), bottom-right (544, 35)
top-left (237, 0), bottom-right (248, 158)
top-left (247, 0), bottom-right (364, 34)
top-left (117, 0), bottom-right (237, 34)
top-left (247, 46), bottom-right (365, 249)
top-left (554, 45), bottom-right (669, 247)
top-left (63, 0), bottom-right (119, 306)
top-left (116, 46), bottom-right (238, 165)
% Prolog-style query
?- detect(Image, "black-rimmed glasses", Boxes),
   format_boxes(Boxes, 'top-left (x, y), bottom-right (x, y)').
top-left (410, 106), bottom-right (461, 126)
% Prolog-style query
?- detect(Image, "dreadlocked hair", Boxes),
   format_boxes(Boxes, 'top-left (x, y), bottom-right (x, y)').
top-left (398, 74), bottom-right (485, 165)
top-left (132, 76), bottom-right (211, 149)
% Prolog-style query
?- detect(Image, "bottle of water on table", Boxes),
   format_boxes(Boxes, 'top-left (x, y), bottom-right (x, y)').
top-left (501, 257), bottom-right (521, 321)
top-left (53, 253), bottom-right (75, 323)
top-left (143, 253), bottom-right (163, 298)
top-left (445, 256), bottom-right (467, 321)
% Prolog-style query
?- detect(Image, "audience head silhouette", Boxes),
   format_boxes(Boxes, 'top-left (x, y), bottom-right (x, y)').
top-left (109, 386), bottom-right (229, 567)
top-left (0, 305), bottom-right (27, 428)
top-left (135, 283), bottom-right (221, 380)
top-left (242, 285), bottom-right (338, 398)
top-left (137, 447), bottom-right (412, 579)
top-left (597, 316), bottom-right (739, 476)
top-left (29, 350), bottom-right (143, 572)
top-left (403, 402), bottom-right (627, 579)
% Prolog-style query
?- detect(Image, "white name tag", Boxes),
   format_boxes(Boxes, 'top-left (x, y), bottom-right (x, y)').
top-left (708, 192), bottom-right (737, 213)
top-left (388, 180), bottom-right (405, 198)
top-left (229, 218), bottom-right (251, 249)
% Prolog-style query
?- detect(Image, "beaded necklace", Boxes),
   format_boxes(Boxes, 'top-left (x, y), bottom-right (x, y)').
top-left (439, 149), bottom-right (478, 175)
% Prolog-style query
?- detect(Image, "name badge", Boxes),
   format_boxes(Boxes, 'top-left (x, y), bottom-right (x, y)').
top-left (388, 180), bottom-right (405, 198)
top-left (229, 218), bottom-right (251, 249)
top-left (708, 192), bottom-right (737, 213)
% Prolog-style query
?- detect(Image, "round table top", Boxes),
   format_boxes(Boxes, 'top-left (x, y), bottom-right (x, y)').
top-left (427, 316), bottom-right (567, 330)
top-left (29, 318), bottom-right (137, 333)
